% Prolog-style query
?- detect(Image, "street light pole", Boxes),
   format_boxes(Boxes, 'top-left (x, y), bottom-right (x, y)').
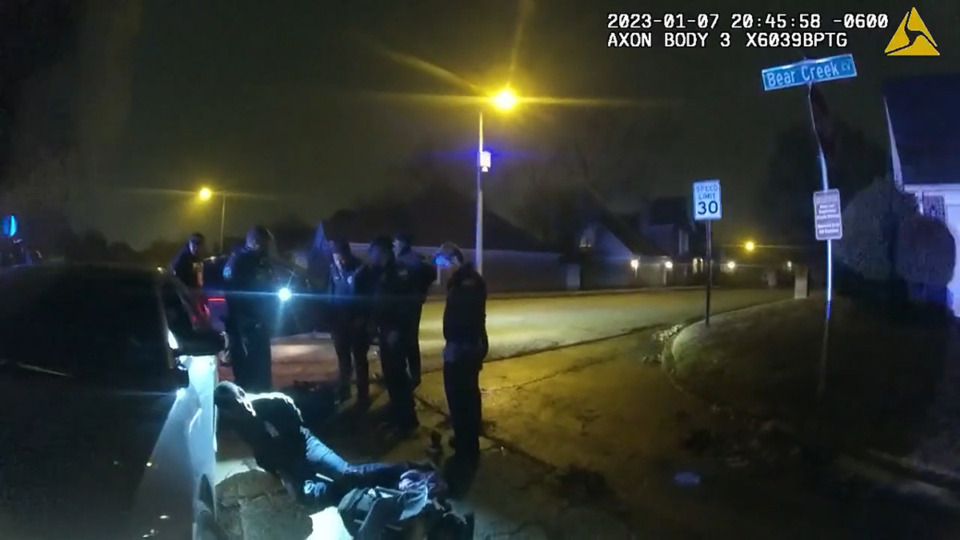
top-left (475, 110), bottom-right (484, 275)
top-left (219, 194), bottom-right (227, 253)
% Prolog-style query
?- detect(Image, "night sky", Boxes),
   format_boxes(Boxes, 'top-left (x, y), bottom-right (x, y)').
top-left (8, 0), bottom-right (960, 248)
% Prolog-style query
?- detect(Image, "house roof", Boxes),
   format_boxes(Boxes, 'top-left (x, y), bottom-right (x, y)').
top-left (884, 73), bottom-right (960, 185)
top-left (647, 196), bottom-right (692, 228)
top-left (599, 212), bottom-right (667, 257)
top-left (320, 182), bottom-right (556, 253)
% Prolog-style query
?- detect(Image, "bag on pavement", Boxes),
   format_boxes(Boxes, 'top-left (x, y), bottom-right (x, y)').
top-left (338, 485), bottom-right (473, 539)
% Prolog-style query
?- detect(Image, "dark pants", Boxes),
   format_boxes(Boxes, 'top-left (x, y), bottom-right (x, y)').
top-left (281, 427), bottom-right (410, 507)
top-left (227, 319), bottom-right (273, 392)
top-left (443, 352), bottom-right (482, 457)
top-left (400, 304), bottom-right (424, 384)
top-left (332, 315), bottom-right (370, 399)
top-left (379, 327), bottom-right (418, 428)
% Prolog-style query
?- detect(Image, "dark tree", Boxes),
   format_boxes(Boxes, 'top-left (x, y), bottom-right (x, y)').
top-left (269, 214), bottom-right (317, 257)
top-left (511, 111), bottom-right (672, 250)
top-left (757, 121), bottom-right (888, 245)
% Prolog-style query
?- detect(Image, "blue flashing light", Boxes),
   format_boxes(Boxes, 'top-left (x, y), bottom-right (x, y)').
top-left (1, 215), bottom-right (18, 238)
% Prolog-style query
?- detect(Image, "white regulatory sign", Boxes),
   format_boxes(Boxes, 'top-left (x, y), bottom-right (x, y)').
top-left (692, 179), bottom-right (722, 221)
top-left (813, 188), bottom-right (843, 241)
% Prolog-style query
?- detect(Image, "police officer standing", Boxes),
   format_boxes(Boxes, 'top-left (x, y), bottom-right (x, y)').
top-left (170, 232), bottom-right (207, 315)
top-left (170, 232), bottom-right (205, 289)
top-left (223, 225), bottom-right (276, 392)
top-left (393, 233), bottom-right (434, 387)
top-left (437, 243), bottom-right (487, 461)
top-left (327, 239), bottom-right (371, 405)
top-left (367, 236), bottom-right (419, 432)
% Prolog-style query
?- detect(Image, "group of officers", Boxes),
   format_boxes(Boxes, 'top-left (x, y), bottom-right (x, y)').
top-left (171, 225), bottom-right (488, 461)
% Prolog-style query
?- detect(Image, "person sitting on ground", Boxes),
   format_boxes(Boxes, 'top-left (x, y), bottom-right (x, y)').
top-left (214, 381), bottom-right (428, 508)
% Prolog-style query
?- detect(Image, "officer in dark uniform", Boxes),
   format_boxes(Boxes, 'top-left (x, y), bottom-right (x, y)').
top-left (368, 235), bottom-right (419, 432)
top-left (170, 232), bottom-right (205, 289)
top-left (223, 225), bottom-right (276, 392)
top-left (437, 243), bottom-right (487, 461)
top-left (327, 239), bottom-right (371, 405)
top-left (393, 233), bottom-right (434, 387)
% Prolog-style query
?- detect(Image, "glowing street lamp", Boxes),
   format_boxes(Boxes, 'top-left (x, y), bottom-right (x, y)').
top-left (198, 187), bottom-right (213, 201)
top-left (744, 240), bottom-right (756, 252)
top-left (475, 87), bottom-right (518, 275)
top-left (726, 260), bottom-right (737, 270)
top-left (492, 88), bottom-right (517, 111)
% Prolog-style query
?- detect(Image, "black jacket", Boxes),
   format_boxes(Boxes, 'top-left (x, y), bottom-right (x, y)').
top-left (368, 259), bottom-right (412, 330)
top-left (170, 244), bottom-right (202, 288)
top-left (326, 256), bottom-right (367, 321)
top-left (222, 246), bottom-right (274, 323)
top-left (443, 263), bottom-right (487, 346)
top-left (396, 247), bottom-right (435, 302)
top-left (232, 392), bottom-right (307, 476)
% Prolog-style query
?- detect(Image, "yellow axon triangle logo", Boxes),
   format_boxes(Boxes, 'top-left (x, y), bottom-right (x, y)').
top-left (885, 8), bottom-right (939, 56)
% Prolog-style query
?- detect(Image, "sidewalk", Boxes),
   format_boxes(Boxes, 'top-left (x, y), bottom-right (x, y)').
top-left (664, 297), bottom-right (960, 492)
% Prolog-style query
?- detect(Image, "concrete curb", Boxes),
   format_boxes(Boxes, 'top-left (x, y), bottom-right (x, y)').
top-left (660, 319), bottom-right (960, 510)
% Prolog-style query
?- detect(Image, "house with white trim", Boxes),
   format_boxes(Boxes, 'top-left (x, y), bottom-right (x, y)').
top-left (884, 73), bottom-right (960, 316)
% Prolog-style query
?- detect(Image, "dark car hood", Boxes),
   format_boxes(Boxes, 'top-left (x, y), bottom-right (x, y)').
top-left (0, 366), bottom-right (192, 539)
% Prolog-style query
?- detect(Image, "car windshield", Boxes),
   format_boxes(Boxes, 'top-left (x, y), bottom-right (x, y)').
top-left (0, 269), bottom-right (166, 378)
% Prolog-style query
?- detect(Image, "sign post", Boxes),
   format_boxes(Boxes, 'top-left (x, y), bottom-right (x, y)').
top-left (762, 54), bottom-right (856, 403)
top-left (693, 179), bottom-right (722, 325)
top-left (761, 53), bottom-right (856, 306)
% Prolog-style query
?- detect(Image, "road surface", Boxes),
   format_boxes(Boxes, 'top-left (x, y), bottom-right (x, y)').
top-left (256, 288), bottom-right (790, 387)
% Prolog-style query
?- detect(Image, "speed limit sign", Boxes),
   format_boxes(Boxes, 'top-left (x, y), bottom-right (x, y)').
top-left (692, 179), bottom-right (722, 221)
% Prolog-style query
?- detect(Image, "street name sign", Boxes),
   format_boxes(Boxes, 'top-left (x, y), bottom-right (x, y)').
top-left (692, 180), bottom-right (722, 221)
top-left (813, 189), bottom-right (843, 241)
top-left (761, 54), bottom-right (857, 92)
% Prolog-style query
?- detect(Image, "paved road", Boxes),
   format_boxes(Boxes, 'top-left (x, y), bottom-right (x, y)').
top-left (256, 288), bottom-right (790, 387)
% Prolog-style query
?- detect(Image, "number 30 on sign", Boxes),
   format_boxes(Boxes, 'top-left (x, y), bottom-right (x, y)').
top-left (692, 179), bottom-right (722, 221)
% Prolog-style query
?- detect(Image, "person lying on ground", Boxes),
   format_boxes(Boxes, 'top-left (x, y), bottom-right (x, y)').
top-left (215, 381), bottom-right (431, 508)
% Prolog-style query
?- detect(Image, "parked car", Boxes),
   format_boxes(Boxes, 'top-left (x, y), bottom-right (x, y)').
top-left (202, 255), bottom-right (326, 336)
top-left (0, 263), bottom-right (223, 539)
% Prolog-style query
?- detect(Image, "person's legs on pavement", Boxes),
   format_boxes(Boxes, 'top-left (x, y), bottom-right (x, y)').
top-left (461, 362), bottom-right (482, 458)
top-left (351, 322), bottom-right (371, 404)
top-left (444, 358), bottom-right (480, 458)
top-left (406, 304), bottom-right (424, 386)
top-left (227, 329), bottom-right (249, 388)
top-left (380, 331), bottom-right (418, 430)
top-left (245, 324), bottom-right (273, 392)
top-left (443, 360), bottom-right (463, 446)
top-left (332, 319), bottom-right (353, 400)
top-left (303, 428), bottom-right (412, 489)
